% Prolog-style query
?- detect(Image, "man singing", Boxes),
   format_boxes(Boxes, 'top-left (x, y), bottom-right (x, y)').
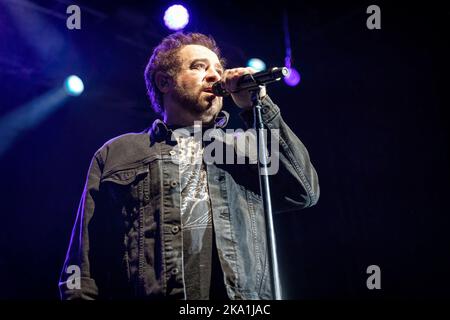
top-left (59, 32), bottom-right (319, 300)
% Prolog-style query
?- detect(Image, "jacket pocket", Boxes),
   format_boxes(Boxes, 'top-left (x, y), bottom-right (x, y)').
top-left (101, 166), bottom-right (149, 185)
top-left (101, 165), bottom-right (150, 207)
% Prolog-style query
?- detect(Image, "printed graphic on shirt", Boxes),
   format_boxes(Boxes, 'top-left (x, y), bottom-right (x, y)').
top-left (176, 135), bottom-right (212, 254)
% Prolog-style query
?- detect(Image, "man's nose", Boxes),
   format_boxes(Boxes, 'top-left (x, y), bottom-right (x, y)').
top-left (205, 68), bottom-right (221, 83)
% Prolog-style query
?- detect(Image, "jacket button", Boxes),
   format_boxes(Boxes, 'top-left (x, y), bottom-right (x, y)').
top-left (170, 180), bottom-right (178, 188)
top-left (169, 150), bottom-right (176, 156)
top-left (262, 107), bottom-right (269, 114)
top-left (171, 268), bottom-right (179, 275)
top-left (171, 226), bottom-right (180, 234)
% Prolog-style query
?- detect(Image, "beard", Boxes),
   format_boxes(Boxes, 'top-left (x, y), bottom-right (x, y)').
top-left (171, 82), bottom-right (222, 121)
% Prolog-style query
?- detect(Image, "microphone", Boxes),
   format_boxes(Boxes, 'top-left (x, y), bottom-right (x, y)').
top-left (212, 67), bottom-right (289, 97)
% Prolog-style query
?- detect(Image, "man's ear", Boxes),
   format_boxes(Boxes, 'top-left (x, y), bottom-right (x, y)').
top-left (155, 72), bottom-right (172, 93)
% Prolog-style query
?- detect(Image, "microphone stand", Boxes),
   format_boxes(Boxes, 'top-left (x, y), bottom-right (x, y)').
top-left (251, 86), bottom-right (282, 300)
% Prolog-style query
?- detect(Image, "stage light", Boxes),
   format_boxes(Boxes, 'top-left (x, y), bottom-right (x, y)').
top-left (284, 67), bottom-right (301, 87)
top-left (164, 5), bottom-right (189, 31)
top-left (64, 75), bottom-right (84, 96)
top-left (247, 58), bottom-right (266, 72)
top-left (0, 87), bottom-right (68, 157)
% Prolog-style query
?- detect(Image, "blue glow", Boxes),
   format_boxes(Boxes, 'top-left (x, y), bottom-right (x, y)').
top-left (0, 87), bottom-right (68, 157)
top-left (247, 58), bottom-right (266, 72)
top-left (164, 5), bottom-right (189, 31)
top-left (284, 67), bottom-right (301, 87)
top-left (64, 75), bottom-right (84, 96)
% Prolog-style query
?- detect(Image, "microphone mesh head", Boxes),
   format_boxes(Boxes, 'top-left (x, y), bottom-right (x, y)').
top-left (212, 82), bottom-right (229, 97)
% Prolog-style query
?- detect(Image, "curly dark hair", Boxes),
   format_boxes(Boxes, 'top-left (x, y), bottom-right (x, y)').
top-left (144, 32), bottom-right (226, 116)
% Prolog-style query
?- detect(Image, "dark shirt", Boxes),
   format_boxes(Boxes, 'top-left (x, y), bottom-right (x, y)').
top-left (175, 132), bottom-right (214, 299)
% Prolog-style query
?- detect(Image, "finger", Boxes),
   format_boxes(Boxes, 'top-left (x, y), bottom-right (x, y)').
top-left (245, 67), bottom-right (257, 74)
top-left (219, 69), bottom-right (229, 89)
top-left (229, 68), bottom-right (250, 91)
top-left (222, 68), bottom-right (254, 91)
top-left (220, 69), bottom-right (232, 86)
top-left (224, 69), bottom-right (238, 91)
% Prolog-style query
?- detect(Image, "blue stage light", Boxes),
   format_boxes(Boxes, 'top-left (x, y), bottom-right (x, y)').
top-left (164, 5), bottom-right (189, 31)
top-left (64, 75), bottom-right (84, 96)
top-left (247, 58), bottom-right (266, 72)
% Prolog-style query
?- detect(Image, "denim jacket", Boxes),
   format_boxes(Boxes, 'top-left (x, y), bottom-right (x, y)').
top-left (59, 95), bottom-right (319, 300)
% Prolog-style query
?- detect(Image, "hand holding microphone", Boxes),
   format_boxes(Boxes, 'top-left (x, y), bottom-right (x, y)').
top-left (212, 67), bottom-right (288, 109)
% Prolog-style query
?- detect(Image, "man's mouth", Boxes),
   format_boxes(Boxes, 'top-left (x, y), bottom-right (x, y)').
top-left (203, 87), bottom-right (213, 93)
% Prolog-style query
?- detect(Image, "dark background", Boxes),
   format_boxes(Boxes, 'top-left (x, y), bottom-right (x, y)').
top-left (0, 0), bottom-right (449, 299)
